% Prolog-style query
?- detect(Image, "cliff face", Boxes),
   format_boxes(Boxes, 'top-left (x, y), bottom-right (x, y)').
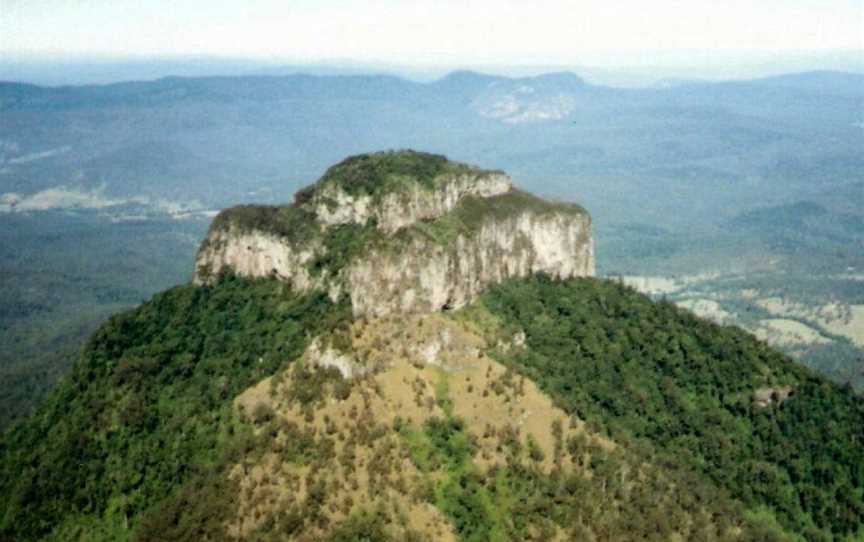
top-left (195, 229), bottom-right (319, 290)
top-left (194, 150), bottom-right (594, 316)
top-left (345, 208), bottom-right (593, 316)
top-left (312, 171), bottom-right (512, 233)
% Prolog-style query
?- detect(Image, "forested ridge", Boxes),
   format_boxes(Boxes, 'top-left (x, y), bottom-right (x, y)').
top-left (0, 275), bottom-right (351, 540)
top-left (1, 274), bottom-right (862, 541)
top-left (479, 276), bottom-right (864, 541)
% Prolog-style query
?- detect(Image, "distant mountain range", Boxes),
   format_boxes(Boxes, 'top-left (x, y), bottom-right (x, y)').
top-left (1, 69), bottom-right (861, 223)
top-left (3, 50), bottom-right (863, 86)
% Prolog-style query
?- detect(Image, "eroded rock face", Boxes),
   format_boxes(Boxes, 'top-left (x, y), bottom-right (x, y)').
top-left (302, 314), bottom-right (487, 378)
top-left (194, 229), bottom-right (319, 290)
top-left (193, 152), bottom-right (594, 317)
top-left (304, 337), bottom-right (370, 379)
top-left (313, 172), bottom-right (511, 233)
top-left (345, 209), bottom-right (594, 316)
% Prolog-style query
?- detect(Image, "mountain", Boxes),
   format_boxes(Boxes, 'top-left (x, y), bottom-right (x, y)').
top-left (2, 151), bottom-right (862, 541)
top-left (1, 68), bottom-right (862, 436)
top-left (2, 69), bottom-right (860, 210)
top-left (193, 150), bottom-right (594, 316)
top-left (450, 71), bottom-right (588, 123)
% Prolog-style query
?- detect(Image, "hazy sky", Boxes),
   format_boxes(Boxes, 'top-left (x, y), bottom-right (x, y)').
top-left (3, 0), bottom-right (862, 65)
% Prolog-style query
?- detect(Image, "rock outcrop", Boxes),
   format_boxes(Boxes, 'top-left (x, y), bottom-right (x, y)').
top-left (344, 209), bottom-right (593, 316)
top-left (194, 150), bottom-right (594, 316)
top-left (312, 170), bottom-right (512, 233)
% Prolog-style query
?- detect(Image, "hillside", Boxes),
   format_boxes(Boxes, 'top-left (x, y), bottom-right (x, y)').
top-left (1, 152), bottom-right (862, 541)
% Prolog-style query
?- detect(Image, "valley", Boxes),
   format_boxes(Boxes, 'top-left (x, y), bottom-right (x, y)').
top-left (618, 270), bottom-right (864, 387)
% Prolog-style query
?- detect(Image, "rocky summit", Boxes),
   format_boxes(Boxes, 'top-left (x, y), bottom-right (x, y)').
top-left (194, 150), bottom-right (594, 317)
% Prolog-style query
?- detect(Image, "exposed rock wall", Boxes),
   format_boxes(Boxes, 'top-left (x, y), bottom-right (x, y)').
top-left (193, 157), bottom-right (594, 317)
top-left (193, 229), bottom-right (320, 291)
top-left (195, 203), bottom-right (593, 317)
top-left (313, 172), bottom-right (511, 233)
top-left (345, 209), bottom-right (594, 316)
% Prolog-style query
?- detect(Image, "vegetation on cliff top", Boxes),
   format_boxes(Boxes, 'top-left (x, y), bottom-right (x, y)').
top-left (206, 150), bottom-right (498, 240)
top-left (314, 149), bottom-right (492, 199)
top-left (207, 203), bottom-right (319, 245)
top-left (202, 152), bottom-right (587, 281)
top-left (405, 190), bottom-right (587, 246)
top-left (202, 151), bottom-right (494, 263)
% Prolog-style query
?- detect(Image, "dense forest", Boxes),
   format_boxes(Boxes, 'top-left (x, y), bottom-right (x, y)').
top-left (0, 212), bottom-right (207, 431)
top-left (0, 275), bottom-right (351, 540)
top-left (1, 274), bottom-right (862, 540)
top-left (479, 276), bottom-right (864, 541)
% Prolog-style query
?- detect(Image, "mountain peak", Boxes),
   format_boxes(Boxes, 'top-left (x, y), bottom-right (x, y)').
top-left (526, 71), bottom-right (586, 87)
top-left (195, 150), bottom-right (593, 316)
top-left (436, 70), bottom-right (503, 84)
top-left (274, 150), bottom-right (515, 237)
top-left (303, 149), bottom-right (503, 203)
